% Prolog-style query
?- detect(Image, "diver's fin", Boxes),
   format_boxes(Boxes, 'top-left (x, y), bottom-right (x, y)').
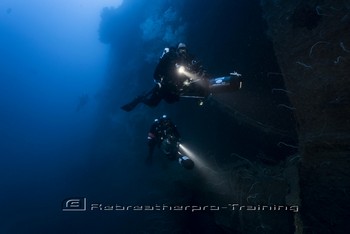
top-left (121, 88), bottom-right (155, 112)
top-left (121, 96), bottom-right (144, 112)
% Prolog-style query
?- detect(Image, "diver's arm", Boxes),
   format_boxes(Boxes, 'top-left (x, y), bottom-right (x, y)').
top-left (189, 56), bottom-right (207, 77)
top-left (146, 131), bottom-right (157, 164)
top-left (153, 53), bottom-right (170, 82)
top-left (154, 49), bottom-right (177, 83)
top-left (172, 125), bottom-right (181, 140)
top-left (153, 63), bottom-right (163, 83)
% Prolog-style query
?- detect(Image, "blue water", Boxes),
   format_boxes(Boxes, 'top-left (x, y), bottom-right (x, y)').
top-left (1, 0), bottom-right (296, 233)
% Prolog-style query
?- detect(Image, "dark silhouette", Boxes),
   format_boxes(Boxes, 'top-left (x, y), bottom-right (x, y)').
top-left (121, 43), bottom-right (209, 111)
top-left (146, 115), bottom-right (194, 170)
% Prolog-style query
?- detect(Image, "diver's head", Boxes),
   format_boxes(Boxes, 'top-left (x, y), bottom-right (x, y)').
top-left (177, 43), bottom-right (187, 56)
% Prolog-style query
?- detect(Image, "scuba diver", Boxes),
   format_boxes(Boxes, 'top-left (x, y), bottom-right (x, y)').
top-left (121, 42), bottom-right (243, 112)
top-left (146, 115), bottom-right (194, 170)
top-left (121, 43), bottom-right (209, 112)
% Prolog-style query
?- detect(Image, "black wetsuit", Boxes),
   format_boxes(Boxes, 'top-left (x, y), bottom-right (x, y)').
top-left (147, 117), bottom-right (180, 160)
top-left (143, 48), bottom-right (201, 107)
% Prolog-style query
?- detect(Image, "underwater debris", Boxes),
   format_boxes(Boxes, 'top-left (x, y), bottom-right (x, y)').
top-left (277, 142), bottom-right (298, 149)
top-left (334, 56), bottom-right (345, 64)
top-left (340, 42), bottom-right (350, 53)
top-left (272, 88), bottom-right (294, 95)
top-left (277, 104), bottom-right (296, 111)
top-left (6, 8), bottom-right (12, 14)
top-left (296, 61), bottom-right (312, 69)
top-left (309, 41), bottom-right (330, 57)
top-left (210, 99), bottom-right (293, 137)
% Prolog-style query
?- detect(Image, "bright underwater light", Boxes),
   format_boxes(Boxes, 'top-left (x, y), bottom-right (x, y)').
top-left (176, 65), bottom-right (200, 87)
top-left (178, 65), bottom-right (185, 74)
top-left (176, 65), bottom-right (193, 78)
top-left (179, 143), bottom-right (230, 194)
top-left (179, 144), bottom-right (211, 171)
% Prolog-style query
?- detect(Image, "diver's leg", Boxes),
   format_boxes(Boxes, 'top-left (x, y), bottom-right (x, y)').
top-left (121, 86), bottom-right (162, 111)
top-left (142, 89), bottom-right (162, 107)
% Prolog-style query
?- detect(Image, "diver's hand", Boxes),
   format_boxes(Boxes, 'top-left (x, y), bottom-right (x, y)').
top-left (153, 77), bottom-right (163, 89)
top-left (183, 79), bottom-right (191, 86)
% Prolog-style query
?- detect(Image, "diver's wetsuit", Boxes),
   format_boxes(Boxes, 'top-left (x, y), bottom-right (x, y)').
top-left (147, 116), bottom-right (180, 160)
top-left (120, 44), bottom-right (208, 112)
top-left (143, 47), bottom-right (203, 107)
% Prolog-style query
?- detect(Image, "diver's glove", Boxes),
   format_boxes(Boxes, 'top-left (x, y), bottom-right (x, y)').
top-left (183, 79), bottom-right (191, 86)
top-left (154, 77), bottom-right (163, 89)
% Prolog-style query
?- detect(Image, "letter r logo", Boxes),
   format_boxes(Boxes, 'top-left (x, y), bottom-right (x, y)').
top-left (62, 198), bottom-right (87, 211)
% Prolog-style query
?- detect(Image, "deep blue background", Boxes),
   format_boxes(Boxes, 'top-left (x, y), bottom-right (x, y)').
top-left (0, 0), bottom-right (297, 233)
